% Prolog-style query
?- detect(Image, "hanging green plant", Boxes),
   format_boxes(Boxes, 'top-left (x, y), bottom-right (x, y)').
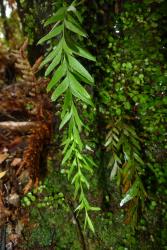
top-left (38, 0), bottom-right (99, 232)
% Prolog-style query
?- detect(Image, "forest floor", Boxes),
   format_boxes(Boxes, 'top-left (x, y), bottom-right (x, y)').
top-left (0, 41), bottom-right (53, 249)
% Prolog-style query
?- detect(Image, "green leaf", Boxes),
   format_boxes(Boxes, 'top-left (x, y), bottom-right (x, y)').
top-left (62, 143), bottom-right (74, 165)
top-left (113, 127), bottom-right (119, 135)
top-left (134, 153), bottom-right (144, 165)
top-left (68, 72), bottom-right (93, 105)
top-left (74, 180), bottom-right (80, 199)
top-left (61, 89), bottom-right (72, 118)
top-left (89, 206), bottom-right (101, 211)
top-left (51, 78), bottom-right (69, 102)
top-left (120, 193), bottom-right (133, 207)
top-left (71, 172), bottom-right (80, 184)
top-left (73, 10), bottom-right (83, 23)
top-left (62, 138), bottom-right (71, 154)
top-left (104, 135), bottom-right (112, 147)
top-left (113, 153), bottom-right (122, 164)
top-left (73, 45), bottom-right (96, 61)
top-left (82, 163), bottom-right (93, 173)
top-left (61, 137), bottom-right (70, 146)
top-left (68, 117), bottom-right (75, 137)
top-left (68, 158), bottom-right (77, 180)
top-left (73, 71), bottom-right (92, 85)
top-left (124, 125), bottom-right (138, 138)
top-left (84, 156), bottom-right (97, 167)
top-left (73, 124), bottom-right (83, 150)
top-left (44, 7), bottom-right (66, 26)
top-left (120, 179), bottom-right (139, 207)
top-left (80, 174), bottom-right (90, 189)
top-left (38, 24), bottom-right (63, 44)
top-left (63, 38), bottom-right (73, 55)
top-left (110, 161), bottom-right (118, 180)
top-left (75, 201), bottom-right (84, 212)
top-left (81, 194), bottom-right (90, 208)
top-left (72, 103), bottom-right (83, 131)
top-left (68, 6), bottom-right (83, 23)
top-left (47, 61), bottom-right (66, 92)
top-left (67, 5), bottom-right (77, 13)
top-left (131, 137), bottom-right (140, 150)
top-left (85, 213), bottom-right (95, 233)
top-left (68, 55), bottom-right (94, 83)
top-left (45, 49), bottom-right (62, 76)
top-left (59, 111), bottom-right (72, 130)
top-left (65, 19), bottom-right (87, 37)
top-left (40, 43), bottom-right (62, 68)
top-left (67, 14), bottom-right (82, 30)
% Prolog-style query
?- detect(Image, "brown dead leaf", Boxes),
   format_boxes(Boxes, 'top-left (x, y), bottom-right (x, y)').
top-left (0, 152), bottom-right (9, 164)
top-left (9, 136), bottom-right (22, 149)
top-left (0, 191), bottom-right (11, 224)
top-left (11, 158), bottom-right (22, 167)
top-left (8, 193), bottom-right (20, 207)
top-left (9, 233), bottom-right (19, 246)
top-left (0, 170), bottom-right (7, 179)
top-left (23, 179), bottom-right (33, 194)
top-left (15, 220), bottom-right (24, 235)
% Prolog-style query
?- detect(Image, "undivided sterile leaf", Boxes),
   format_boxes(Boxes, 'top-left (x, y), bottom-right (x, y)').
top-left (110, 161), bottom-right (119, 180)
top-left (62, 143), bottom-right (74, 165)
top-left (65, 19), bottom-right (87, 37)
top-left (82, 163), bottom-right (93, 173)
top-left (45, 49), bottom-right (62, 76)
top-left (67, 4), bottom-right (83, 23)
top-left (63, 38), bottom-right (73, 55)
top-left (120, 193), bottom-right (133, 207)
top-left (38, 24), bottom-right (63, 44)
top-left (51, 77), bottom-right (69, 101)
top-left (73, 125), bottom-right (83, 150)
top-left (61, 90), bottom-right (72, 118)
top-left (68, 158), bottom-right (77, 180)
top-left (72, 104), bottom-right (83, 130)
top-left (73, 10), bottom-right (83, 23)
top-left (104, 135), bottom-right (112, 147)
top-left (71, 172), bottom-right (80, 184)
top-left (68, 117), bottom-right (75, 137)
top-left (59, 111), bottom-right (72, 130)
top-left (124, 125), bottom-right (138, 138)
top-left (67, 5), bottom-right (76, 13)
top-left (85, 213), bottom-right (95, 233)
top-left (68, 73), bottom-right (92, 105)
top-left (40, 40), bottom-right (62, 68)
top-left (44, 7), bottom-right (66, 26)
top-left (134, 153), bottom-right (144, 165)
top-left (81, 174), bottom-right (90, 189)
top-left (47, 61), bottom-right (66, 92)
top-left (120, 179), bottom-right (139, 207)
top-left (62, 138), bottom-right (71, 154)
top-left (73, 45), bottom-right (96, 61)
top-left (67, 14), bottom-right (83, 29)
top-left (84, 156), bottom-right (97, 168)
top-left (89, 206), bottom-right (101, 211)
top-left (73, 71), bottom-right (92, 85)
top-left (75, 201), bottom-right (84, 212)
top-left (68, 55), bottom-right (94, 83)
top-left (70, 73), bottom-right (90, 100)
